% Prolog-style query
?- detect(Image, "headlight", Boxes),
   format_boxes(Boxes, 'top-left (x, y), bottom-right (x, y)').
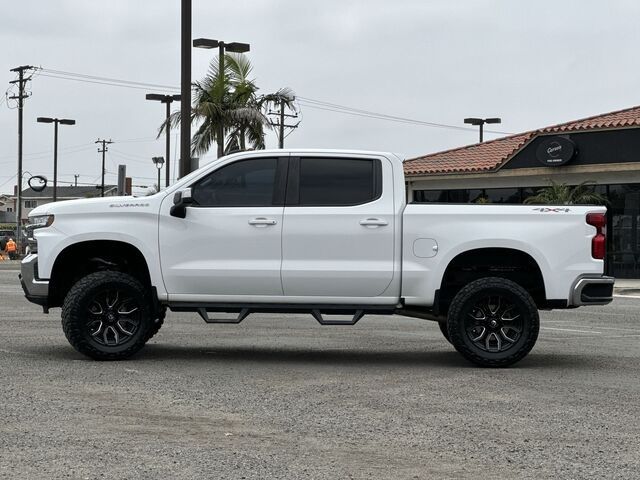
top-left (29, 215), bottom-right (55, 228)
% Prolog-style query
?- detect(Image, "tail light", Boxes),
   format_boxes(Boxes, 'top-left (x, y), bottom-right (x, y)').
top-left (586, 213), bottom-right (606, 260)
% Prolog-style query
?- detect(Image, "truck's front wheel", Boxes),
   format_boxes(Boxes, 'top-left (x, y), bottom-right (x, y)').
top-left (62, 271), bottom-right (152, 360)
top-left (447, 277), bottom-right (539, 367)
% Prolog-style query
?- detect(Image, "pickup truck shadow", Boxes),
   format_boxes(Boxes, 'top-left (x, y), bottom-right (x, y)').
top-left (26, 344), bottom-right (597, 369)
top-left (138, 344), bottom-right (596, 369)
top-left (141, 344), bottom-right (473, 368)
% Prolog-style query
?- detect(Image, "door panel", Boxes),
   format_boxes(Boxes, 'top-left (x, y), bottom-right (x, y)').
top-left (159, 156), bottom-right (286, 298)
top-left (159, 206), bottom-right (284, 296)
top-left (281, 156), bottom-right (395, 298)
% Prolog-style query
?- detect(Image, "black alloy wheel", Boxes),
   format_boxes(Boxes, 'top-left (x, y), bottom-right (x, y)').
top-left (62, 271), bottom-right (152, 360)
top-left (447, 277), bottom-right (539, 367)
top-left (86, 289), bottom-right (142, 347)
top-left (463, 294), bottom-right (524, 353)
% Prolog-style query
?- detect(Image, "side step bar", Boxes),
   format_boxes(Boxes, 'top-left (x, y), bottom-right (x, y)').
top-left (197, 307), bottom-right (251, 324)
top-left (312, 309), bottom-right (365, 326)
top-left (169, 303), bottom-right (396, 326)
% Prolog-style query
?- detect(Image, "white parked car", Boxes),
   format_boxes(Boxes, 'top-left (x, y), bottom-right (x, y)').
top-left (20, 149), bottom-right (614, 366)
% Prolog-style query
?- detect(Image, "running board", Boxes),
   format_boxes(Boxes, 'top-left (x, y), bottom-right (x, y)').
top-left (193, 306), bottom-right (367, 326)
top-left (197, 307), bottom-right (250, 324)
top-left (311, 309), bottom-right (365, 326)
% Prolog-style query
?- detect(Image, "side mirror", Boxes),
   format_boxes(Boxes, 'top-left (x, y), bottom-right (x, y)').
top-left (170, 187), bottom-right (194, 218)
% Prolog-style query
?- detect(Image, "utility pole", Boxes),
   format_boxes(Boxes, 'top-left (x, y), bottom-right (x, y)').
top-left (8, 65), bottom-right (35, 250)
top-left (268, 97), bottom-right (300, 149)
top-left (279, 99), bottom-right (285, 149)
top-left (95, 139), bottom-right (113, 197)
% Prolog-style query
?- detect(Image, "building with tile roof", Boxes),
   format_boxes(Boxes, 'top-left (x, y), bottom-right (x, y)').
top-left (404, 105), bottom-right (640, 278)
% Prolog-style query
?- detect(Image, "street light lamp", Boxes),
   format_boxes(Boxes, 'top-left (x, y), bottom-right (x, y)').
top-left (145, 93), bottom-right (181, 188)
top-left (463, 117), bottom-right (501, 143)
top-left (36, 117), bottom-right (76, 202)
top-left (152, 156), bottom-right (165, 191)
top-left (193, 38), bottom-right (250, 158)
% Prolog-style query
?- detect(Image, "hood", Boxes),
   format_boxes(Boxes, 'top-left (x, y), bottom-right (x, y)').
top-left (28, 194), bottom-right (164, 218)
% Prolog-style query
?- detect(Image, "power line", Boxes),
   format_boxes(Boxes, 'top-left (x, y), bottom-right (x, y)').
top-left (297, 97), bottom-right (512, 135)
top-left (37, 73), bottom-right (178, 93)
top-left (0, 145), bottom-right (96, 166)
top-left (0, 174), bottom-right (17, 190)
top-left (40, 68), bottom-right (179, 91)
top-left (35, 66), bottom-right (511, 136)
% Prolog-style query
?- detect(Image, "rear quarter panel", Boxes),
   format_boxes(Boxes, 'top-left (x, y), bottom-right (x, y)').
top-left (401, 204), bottom-right (606, 306)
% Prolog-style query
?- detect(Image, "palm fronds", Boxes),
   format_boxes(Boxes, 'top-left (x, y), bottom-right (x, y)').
top-left (524, 181), bottom-right (608, 205)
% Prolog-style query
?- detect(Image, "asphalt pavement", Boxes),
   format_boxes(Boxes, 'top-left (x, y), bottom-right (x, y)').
top-left (1, 268), bottom-right (639, 479)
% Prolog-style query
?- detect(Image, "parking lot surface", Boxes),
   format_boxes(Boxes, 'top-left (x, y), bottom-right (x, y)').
top-left (1, 269), bottom-right (639, 479)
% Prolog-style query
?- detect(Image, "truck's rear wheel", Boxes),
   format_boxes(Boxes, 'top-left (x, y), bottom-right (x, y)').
top-left (62, 271), bottom-right (152, 360)
top-left (447, 277), bottom-right (539, 367)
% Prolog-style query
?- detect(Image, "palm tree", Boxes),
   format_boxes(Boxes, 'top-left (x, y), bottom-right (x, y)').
top-left (160, 53), bottom-right (295, 159)
top-left (524, 180), bottom-right (607, 205)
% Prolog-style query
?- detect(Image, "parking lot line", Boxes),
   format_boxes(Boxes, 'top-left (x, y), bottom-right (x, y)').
top-left (559, 309), bottom-right (626, 317)
top-left (540, 326), bottom-right (602, 334)
top-left (543, 323), bottom-right (640, 333)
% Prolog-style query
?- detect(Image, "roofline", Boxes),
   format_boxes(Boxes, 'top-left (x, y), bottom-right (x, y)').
top-left (404, 123), bottom-right (640, 177)
top-left (538, 103), bottom-right (640, 132)
top-left (405, 103), bottom-right (640, 165)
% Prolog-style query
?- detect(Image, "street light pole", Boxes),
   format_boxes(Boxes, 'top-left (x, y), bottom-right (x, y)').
top-left (463, 117), bottom-right (502, 143)
top-left (193, 38), bottom-right (250, 158)
top-left (180, 0), bottom-right (192, 180)
top-left (37, 117), bottom-right (76, 202)
top-left (145, 94), bottom-right (181, 187)
top-left (152, 156), bottom-right (165, 191)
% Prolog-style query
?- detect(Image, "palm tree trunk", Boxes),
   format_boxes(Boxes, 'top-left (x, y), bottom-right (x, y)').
top-left (217, 124), bottom-right (224, 158)
top-left (240, 126), bottom-right (246, 151)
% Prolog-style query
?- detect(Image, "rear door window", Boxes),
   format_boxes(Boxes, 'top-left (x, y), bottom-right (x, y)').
top-left (289, 157), bottom-right (382, 206)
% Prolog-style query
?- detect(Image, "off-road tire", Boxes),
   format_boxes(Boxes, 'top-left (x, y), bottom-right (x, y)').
top-left (62, 271), bottom-right (152, 360)
top-left (447, 277), bottom-right (539, 368)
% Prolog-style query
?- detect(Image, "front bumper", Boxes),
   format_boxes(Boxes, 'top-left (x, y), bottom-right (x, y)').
top-left (19, 254), bottom-right (50, 310)
top-left (570, 275), bottom-right (615, 306)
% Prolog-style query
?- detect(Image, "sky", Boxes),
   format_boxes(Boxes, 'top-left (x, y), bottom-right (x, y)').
top-left (2, 0), bottom-right (640, 195)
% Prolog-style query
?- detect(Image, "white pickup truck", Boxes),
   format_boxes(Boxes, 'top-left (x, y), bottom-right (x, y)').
top-left (20, 149), bottom-right (614, 367)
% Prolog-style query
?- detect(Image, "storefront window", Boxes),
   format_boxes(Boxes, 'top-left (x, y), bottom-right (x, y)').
top-left (484, 188), bottom-right (521, 204)
top-left (413, 190), bottom-right (446, 203)
top-left (606, 185), bottom-right (640, 278)
top-left (448, 190), bottom-right (470, 203)
top-left (468, 189), bottom-right (485, 203)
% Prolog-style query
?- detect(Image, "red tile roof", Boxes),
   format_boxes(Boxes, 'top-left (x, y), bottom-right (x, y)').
top-left (404, 105), bottom-right (640, 176)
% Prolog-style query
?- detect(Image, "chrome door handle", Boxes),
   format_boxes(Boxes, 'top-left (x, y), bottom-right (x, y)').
top-left (359, 218), bottom-right (388, 227)
top-left (248, 217), bottom-right (277, 226)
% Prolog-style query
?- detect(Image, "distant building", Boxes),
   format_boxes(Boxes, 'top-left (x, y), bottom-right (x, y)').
top-left (404, 105), bottom-right (640, 278)
top-left (0, 194), bottom-right (15, 225)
